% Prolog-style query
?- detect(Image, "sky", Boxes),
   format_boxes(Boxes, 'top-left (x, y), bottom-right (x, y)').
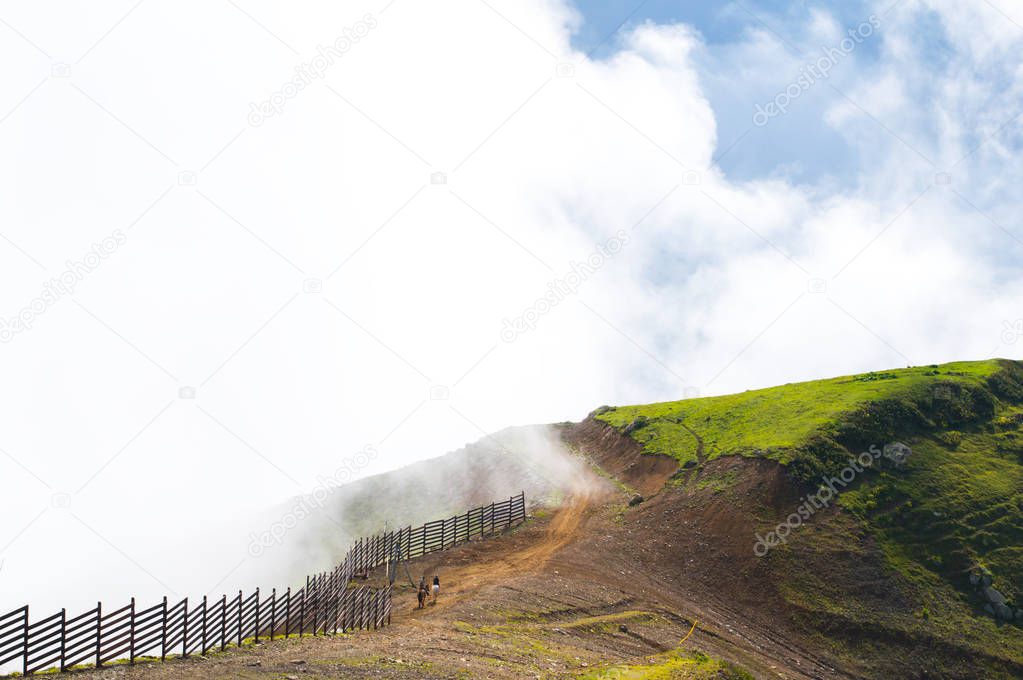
top-left (1, 0), bottom-right (1023, 634)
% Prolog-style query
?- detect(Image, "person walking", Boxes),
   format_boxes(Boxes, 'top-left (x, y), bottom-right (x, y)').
top-left (431, 575), bottom-right (440, 604)
top-left (417, 576), bottom-right (427, 609)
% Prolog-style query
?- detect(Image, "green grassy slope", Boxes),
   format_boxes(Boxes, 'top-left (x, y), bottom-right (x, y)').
top-left (594, 359), bottom-right (1023, 644)
top-left (595, 360), bottom-right (1003, 468)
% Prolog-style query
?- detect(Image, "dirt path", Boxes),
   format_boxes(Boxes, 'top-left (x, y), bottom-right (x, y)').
top-left (54, 455), bottom-right (858, 679)
top-left (400, 482), bottom-right (598, 618)
top-left (678, 421), bottom-right (706, 482)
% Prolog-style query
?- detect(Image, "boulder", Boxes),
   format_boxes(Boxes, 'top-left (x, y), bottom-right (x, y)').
top-left (983, 587), bottom-right (1007, 606)
top-left (623, 416), bottom-right (648, 434)
top-left (628, 494), bottom-right (644, 507)
top-left (993, 603), bottom-right (1014, 621)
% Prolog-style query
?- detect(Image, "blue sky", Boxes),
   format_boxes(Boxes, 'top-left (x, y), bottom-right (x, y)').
top-left (571, 0), bottom-right (887, 183)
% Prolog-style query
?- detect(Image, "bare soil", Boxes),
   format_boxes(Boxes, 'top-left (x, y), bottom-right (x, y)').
top-left (60, 419), bottom-right (1002, 679)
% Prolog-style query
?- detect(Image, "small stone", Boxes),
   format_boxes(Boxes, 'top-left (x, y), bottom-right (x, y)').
top-left (618, 624), bottom-right (629, 633)
top-left (245, 661), bottom-right (261, 667)
top-left (291, 659), bottom-right (306, 665)
top-left (628, 494), bottom-right (644, 507)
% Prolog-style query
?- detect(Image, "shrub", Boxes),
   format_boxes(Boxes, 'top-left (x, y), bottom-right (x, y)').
top-left (938, 431), bottom-right (963, 449)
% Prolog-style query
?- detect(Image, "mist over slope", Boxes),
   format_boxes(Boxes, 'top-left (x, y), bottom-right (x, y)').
top-left (248, 424), bottom-right (590, 587)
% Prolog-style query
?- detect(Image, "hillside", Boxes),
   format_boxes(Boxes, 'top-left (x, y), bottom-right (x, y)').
top-left (51, 359), bottom-right (1023, 680)
top-left (594, 358), bottom-right (1023, 674)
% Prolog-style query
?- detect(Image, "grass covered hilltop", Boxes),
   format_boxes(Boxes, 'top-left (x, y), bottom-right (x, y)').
top-left (595, 359), bottom-right (1023, 662)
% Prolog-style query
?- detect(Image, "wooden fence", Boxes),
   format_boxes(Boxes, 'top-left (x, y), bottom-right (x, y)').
top-left (0, 492), bottom-right (525, 675)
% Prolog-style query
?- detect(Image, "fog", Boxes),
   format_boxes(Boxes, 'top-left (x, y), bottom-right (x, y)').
top-left (2, 0), bottom-right (1022, 659)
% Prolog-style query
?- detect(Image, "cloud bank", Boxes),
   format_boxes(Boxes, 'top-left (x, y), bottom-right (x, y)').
top-left (0, 0), bottom-right (1020, 619)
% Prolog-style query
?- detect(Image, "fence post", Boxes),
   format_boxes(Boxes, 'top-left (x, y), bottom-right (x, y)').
top-left (311, 576), bottom-right (317, 636)
top-left (334, 572), bottom-right (341, 635)
top-left (95, 601), bottom-right (102, 669)
top-left (20, 605), bottom-right (28, 677)
top-left (237, 591), bottom-right (242, 647)
top-left (202, 595), bottom-right (208, 654)
top-left (129, 597), bottom-right (136, 664)
top-left (254, 588), bottom-right (260, 644)
top-left (220, 595), bottom-right (227, 652)
top-left (161, 596), bottom-right (168, 661)
top-left (300, 577), bottom-right (308, 636)
top-left (182, 597), bottom-right (189, 658)
top-left (59, 607), bottom-right (67, 672)
top-left (332, 572), bottom-right (340, 635)
top-left (270, 588), bottom-right (276, 640)
top-left (284, 587), bottom-right (292, 638)
top-left (490, 501), bottom-right (495, 533)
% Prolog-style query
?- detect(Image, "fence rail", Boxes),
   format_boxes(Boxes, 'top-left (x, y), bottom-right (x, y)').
top-left (0, 492), bottom-right (525, 675)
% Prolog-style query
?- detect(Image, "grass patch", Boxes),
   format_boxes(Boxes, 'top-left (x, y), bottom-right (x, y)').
top-left (577, 649), bottom-right (754, 679)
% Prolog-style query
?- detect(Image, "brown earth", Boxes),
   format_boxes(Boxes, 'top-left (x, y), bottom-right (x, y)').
top-left (56, 419), bottom-right (1008, 679)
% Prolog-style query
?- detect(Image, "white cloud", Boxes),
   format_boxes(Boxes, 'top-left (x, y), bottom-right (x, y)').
top-left (0, 0), bottom-right (1021, 632)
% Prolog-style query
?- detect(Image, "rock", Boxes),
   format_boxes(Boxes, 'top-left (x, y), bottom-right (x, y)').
top-left (981, 575), bottom-right (993, 588)
top-left (291, 659), bottom-right (306, 665)
top-left (623, 416), bottom-right (648, 434)
top-left (993, 603), bottom-right (1014, 621)
top-left (969, 572), bottom-right (981, 586)
top-left (628, 494), bottom-right (644, 506)
top-left (883, 442), bottom-right (912, 466)
top-left (618, 624), bottom-right (629, 633)
top-left (683, 460), bottom-right (697, 469)
top-left (983, 587), bottom-right (1007, 606)
top-left (245, 661), bottom-right (261, 667)
top-left (1015, 609), bottom-right (1023, 623)
top-left (590, 405), bottom-right (612, 417)
top-left (984, 604), bottom-right (995, 616)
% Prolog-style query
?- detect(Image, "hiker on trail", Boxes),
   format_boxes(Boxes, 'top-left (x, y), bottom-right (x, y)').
top-left (432, 574), bottom-right (440, 604)
top-left (417, 576), bottom-right (428, 609)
